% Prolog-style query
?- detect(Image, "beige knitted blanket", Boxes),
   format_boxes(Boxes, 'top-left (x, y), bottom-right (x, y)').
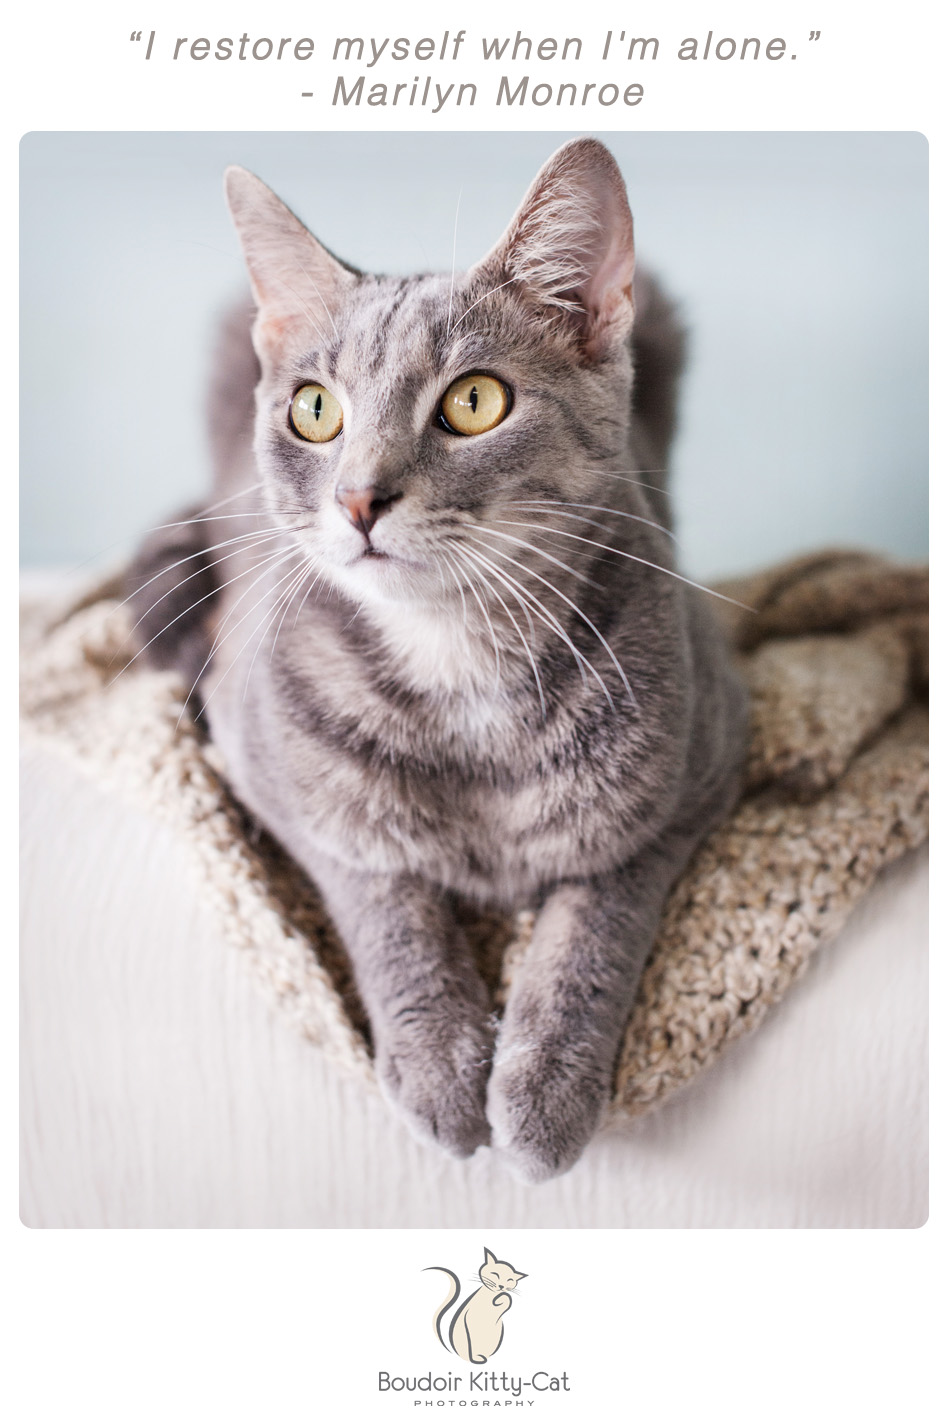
top-left (20, 549), bottom-right (928, 1119)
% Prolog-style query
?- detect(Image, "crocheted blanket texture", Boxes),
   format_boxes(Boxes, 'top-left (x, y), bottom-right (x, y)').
top-left (20, 549), bottom-right (929, 1119)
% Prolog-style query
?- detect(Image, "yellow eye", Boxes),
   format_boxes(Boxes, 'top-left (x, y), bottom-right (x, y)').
top-left (289, 384), bottom-right (344, 442)
top-left (440, 374), bottom-right (510, 436)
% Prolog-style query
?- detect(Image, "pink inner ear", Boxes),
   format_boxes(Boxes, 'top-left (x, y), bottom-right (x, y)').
top-left (477, 139), bottom-right (635, 355)
top-left (574, 165), bottom-right (635, 332)
top-left (583, 214), bottom-right (635, 319)
top-left (224, 165), bottom-right (355, 351)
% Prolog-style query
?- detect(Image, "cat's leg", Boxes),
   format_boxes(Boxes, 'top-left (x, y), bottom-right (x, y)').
top-left (486, 837), bottom-right (692, 1183)
top-left (313, 857), bottom-right (495, 1158)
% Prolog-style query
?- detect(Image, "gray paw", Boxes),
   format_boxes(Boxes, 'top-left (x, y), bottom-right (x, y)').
top-left (486, 1041), bottom-right (609, 1183)
top-left (377, 1020), bottom-right (494, 1159)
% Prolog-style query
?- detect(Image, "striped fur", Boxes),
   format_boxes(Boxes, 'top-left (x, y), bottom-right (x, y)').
top-left (127, 140), bottom-right (747, 1182)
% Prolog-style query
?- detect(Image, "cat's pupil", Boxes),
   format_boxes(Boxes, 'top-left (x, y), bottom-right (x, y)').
top-left (314, 392), bottom-right (322, 420)
top-left (469, 385), bottom-right (478, 413)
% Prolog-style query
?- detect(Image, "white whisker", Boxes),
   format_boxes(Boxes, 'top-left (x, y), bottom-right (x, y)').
top-left (180, 549), bottom-right (303, 728)
top-left (459, 543), bottom-right (612, 706)
top-left (510, 525), bottom-right (632, 569)
top-left (270, 559), bottom-right (322, 656)
top-left (129, 528), bottom-right (295, 637)
top-left (292, 564), bottom-right (329, 630)
top-left (459, 542), bottom-right (614, 707)
top-left (269, 270), bottom-right (330, 345)
top-left (467, 523), bottom-right (602, 590)
top-left (62, 481), bottom-right (270, 579)
top-left (446, 188), bottom-right (462, 337)
top-left (113, 539), bottom-right (298, 682)
top-left (490, 521), bottom-right (755, 611)
top-left (466, 533), bottom-right (633, 705)
top-left (208, 561), bottom-right (306, 716)
top-left (453, 546), bottom-right (546, 719)
top-left (438, 550), bottom-right (468, 630)
top-left (119, 524), bottom-right (301, 614)
top-left (448, 276), bottom-right (520, 337)
top-left (294, 260), bottom-right (340, 340)
top-left (241, 555), bottom-right (314, 701)
top-left (443, 550), bottom-right (502, 691)
top-left (508, 499), bottom-right (677, 543)
top-left (504, 505), bottom-right (633, 545)
top-left (580, 467), bottom-right (669, 496)
top-left (191, 480), bottom-right (266, 517)
top-left (148, 509), bottom-right (311, 530)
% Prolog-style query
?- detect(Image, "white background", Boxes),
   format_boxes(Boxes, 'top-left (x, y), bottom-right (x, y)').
top-left (10, 3), bottom-right (941, 1424)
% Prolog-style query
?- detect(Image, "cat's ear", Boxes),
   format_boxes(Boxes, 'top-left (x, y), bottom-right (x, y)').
top-left (514, 1272), bottom-right (527, 1282)
top-left (483, 1247), bottom-right (497, 1266)
top-left (471, 138), bottom-right (635, 360)
top-left (224, 166), bottom-right (357, 355)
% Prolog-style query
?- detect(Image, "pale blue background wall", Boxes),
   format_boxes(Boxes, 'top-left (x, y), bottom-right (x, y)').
top-left (20, 131), bottom-right (927, 580)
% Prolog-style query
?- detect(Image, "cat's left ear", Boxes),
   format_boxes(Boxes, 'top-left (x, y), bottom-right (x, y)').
top-left (470, 138), bottom-right (635, 360)
top-left (224, 166), bottom-right (357, 357)
top-left (514, 1272), bottom-right (527, 1282)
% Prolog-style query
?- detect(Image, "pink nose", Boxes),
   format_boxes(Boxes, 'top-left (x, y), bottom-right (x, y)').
top-left (335, 487), bottom-right (402, 539)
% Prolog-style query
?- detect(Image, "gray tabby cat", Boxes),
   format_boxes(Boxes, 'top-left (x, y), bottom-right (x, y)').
top-left (129, 139), bottom-right (747, 1183)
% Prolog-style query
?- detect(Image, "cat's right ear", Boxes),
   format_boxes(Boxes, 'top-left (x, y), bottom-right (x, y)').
top-left (468, 138), bottom-right (635, 361)
top-left (224, 167), bottom-right (357, 355)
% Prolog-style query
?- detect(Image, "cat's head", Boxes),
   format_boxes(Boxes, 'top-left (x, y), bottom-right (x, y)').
top-left (480, 1247), bottom-right (527, 1293)
top-left (225, 139), bottom-right (636, 612)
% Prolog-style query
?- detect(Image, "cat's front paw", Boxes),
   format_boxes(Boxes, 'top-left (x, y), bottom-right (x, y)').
top-left (486, 1041), bottom-right (609, 1183)
top-left (377, 1019), bottom-right (494, 1159)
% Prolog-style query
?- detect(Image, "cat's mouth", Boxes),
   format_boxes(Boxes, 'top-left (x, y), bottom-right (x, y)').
top-left (333, 539), bottom-right (433, 593)
top-left (353, 545), bottom-right (423, 571)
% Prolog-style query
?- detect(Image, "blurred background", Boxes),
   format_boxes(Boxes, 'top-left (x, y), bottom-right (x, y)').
top-left (20, 130), bottom-right (927, 580)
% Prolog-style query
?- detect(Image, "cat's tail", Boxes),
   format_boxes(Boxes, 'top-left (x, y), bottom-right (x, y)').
top-left (424, 1268), bottom-right (460, 1355)
top-left (631, 267), bottom-right (687, 513)
top-left (124, 299), bottom-right (259, 714)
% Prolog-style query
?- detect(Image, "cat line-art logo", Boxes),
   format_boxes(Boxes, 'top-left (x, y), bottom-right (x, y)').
top-left (375, 1248), bottom-right (571, 1403)
top-left (426, 1247), bottom-right (527, 1363)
